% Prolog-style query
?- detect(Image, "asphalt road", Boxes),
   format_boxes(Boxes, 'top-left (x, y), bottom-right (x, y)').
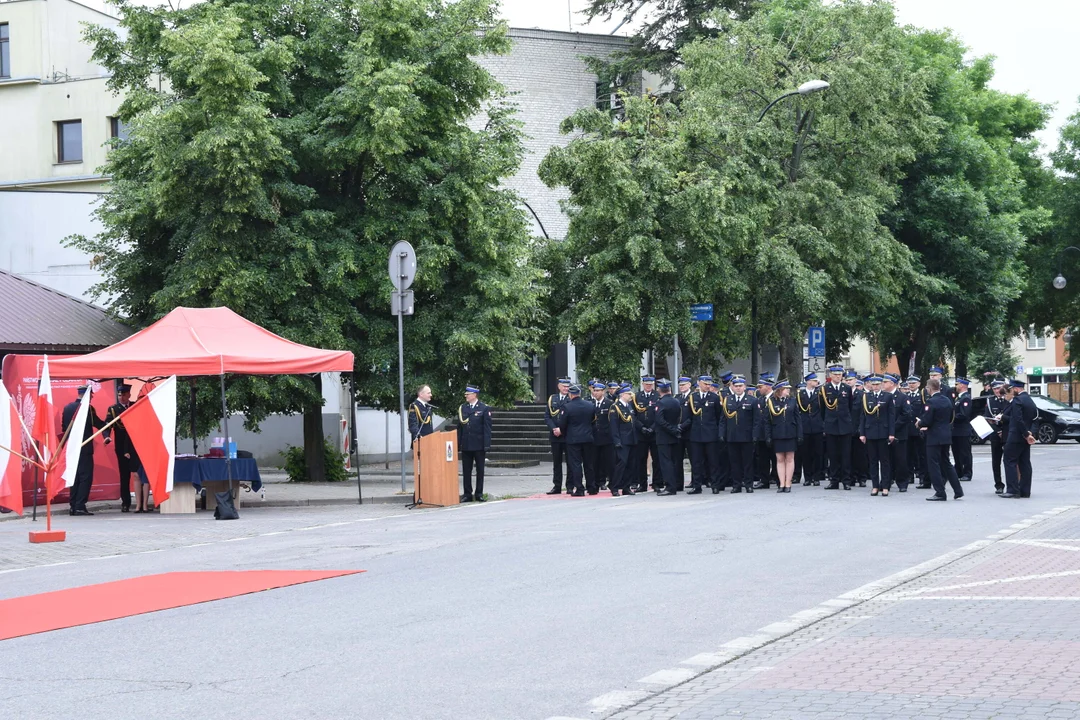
top-left (2, 444), bottom-right (1079, 720)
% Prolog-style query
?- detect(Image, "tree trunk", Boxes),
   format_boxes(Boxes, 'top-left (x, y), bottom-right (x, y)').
top-left (303, 374), bottom-right (327, 483)
top-left (777, 319), bottom-right (803, 384)
top-left (955, 345), bottom-right (968, 378)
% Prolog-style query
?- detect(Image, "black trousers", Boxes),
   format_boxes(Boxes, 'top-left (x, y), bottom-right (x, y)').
top-left (116, 452), bottom-right (132, 509)
top-left (851, 434), bottom-right (869, 481)
top-left (689, 441), bottom-right (721, 490)
top-left (1003, 441), bottom-right (1032, 496)
top-left (800, 434), bottom-right (823, 483)
top-left (989, 434), bottom-right (1004, 491)
top-left (70, 448), bottom-right (95, 511)
top-left (926, 443), bottom-right (961, 498)
top-left (716, 440), bottom-right (730, 489)
top-left (754, 441), bottom-right (776, 486)
top-left (636, 438), bottom-right (662, 489)
top-left (677, 440), bottom-right (689, 490)
top-left (952, 435), bottom-right (973, 480)
top-left (592, 444), bottom-right (614, 492)
top-left (582, 444), bottom-right (598, 493)
top-left (891, 438), bottom-right (909, 489)
top-left (612, 444), bottom-right (634, 492)
top-left (909, 436), bottom-right (928, 484)
top-left (825, 434), bottom-right (851, 486)
top-left (728, 442), bottom-right (755, 489)
top-left (657, 443), bottom-right (681, 493)
top-left (461, 450), bottom-right (486, 498)
top-left (566, 443), bottom-right (587, 492)
top-left (866, 438), bottom-right (892, 490)
top-left (550, 441), bottom-right (566, 490)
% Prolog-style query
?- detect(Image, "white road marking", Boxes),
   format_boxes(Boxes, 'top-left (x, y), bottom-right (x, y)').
top-left (588, 690), bottom-right (649, 714)
top-left (1003, 538), bottom-right (1080, 552)
top-left (901, 569), bottom-right (1080, 596)
top-left (910, 596), bottom-right (1080, 601)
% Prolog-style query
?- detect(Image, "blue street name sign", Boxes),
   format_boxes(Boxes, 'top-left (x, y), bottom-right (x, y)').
top-left (808, 326), bottom-right (826, 357)
top-left (690, 303), bottom-right (714, 322)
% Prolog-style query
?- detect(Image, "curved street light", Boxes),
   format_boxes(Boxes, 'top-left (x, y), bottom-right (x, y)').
top-left (757, 80), bottom-right (830, 122)
top-left (1053, 246), bottom-right (1080, 290)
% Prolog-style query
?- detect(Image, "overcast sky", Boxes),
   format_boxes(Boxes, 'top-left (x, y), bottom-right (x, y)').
top-left (500, 0), bottom-right (1080, 152)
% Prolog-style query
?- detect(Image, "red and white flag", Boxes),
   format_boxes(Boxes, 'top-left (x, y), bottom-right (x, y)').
top-left (124, 376), bottom-right (177, 504)
top-left (32, 356), bottom-right (56, 467)
top-left (54, 385), bottom-right (91, 496)
top-left (0, 381), bottom-right (24, 515)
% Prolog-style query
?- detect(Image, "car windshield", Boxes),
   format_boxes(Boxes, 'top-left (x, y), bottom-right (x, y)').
top-left (1031, 395), bottom-right (1077, 412)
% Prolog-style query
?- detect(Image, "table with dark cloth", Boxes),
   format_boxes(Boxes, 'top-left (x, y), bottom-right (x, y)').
top-left (173, 457), bottom-right (263, 492)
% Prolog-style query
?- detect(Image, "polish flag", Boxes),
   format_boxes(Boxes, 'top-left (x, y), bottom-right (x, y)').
top-left (123, 376), bottom-right (176, 504)
top-left (32, 356), bottom-right (56, 467)
top-left (54, 386), bottom-right (91, 497)
top-left (0, 382), bottom-right (24, 515)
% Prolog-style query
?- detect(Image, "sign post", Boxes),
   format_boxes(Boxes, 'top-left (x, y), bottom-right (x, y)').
top-left (389, 241), bottom-right (417, 493)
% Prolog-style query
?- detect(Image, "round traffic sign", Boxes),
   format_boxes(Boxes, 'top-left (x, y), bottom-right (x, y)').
top-left (388, 241), bottom-right (416, 291)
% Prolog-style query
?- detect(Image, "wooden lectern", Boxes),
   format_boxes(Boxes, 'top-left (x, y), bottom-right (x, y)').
top-left (413, 431), bottom-right (460, 507)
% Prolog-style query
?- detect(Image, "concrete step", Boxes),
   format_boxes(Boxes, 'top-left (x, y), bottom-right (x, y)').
top-left (486, 451), bottom-right (553, 461)
top-left (487, 459), bottom-right (541, 469)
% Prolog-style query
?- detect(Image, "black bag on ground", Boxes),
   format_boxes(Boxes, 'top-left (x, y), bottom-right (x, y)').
top-left (214, 491), bottom-right (239, 520)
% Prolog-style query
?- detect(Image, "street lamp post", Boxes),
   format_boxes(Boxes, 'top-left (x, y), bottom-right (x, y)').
top-left (750, 79), bottom-right (830, 383)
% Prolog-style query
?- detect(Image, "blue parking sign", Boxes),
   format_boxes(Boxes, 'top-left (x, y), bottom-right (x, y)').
top-left (807, 326), bottom-right (825, 357)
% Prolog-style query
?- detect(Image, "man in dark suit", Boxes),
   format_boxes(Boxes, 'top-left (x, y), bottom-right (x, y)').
top-left (559, 385), bottom-right (595, 497)
top-left (917, 378), bottom-right (963, 501)
top-left (64, 386), bottom-right (106, 516)
top-left (984, 379), bottom-right (1009, 494)
top-left (544, 377), bottom-right (571, 495)
top-left (720, 376), bottom-right (758, 493)
top-left (457, 385), bottom-right (492, 503)
top-left (859, 376), bottom-right (896, 495)
top-left (884, 374), bottom-right (913, 491)
top-left (1002, 379), bottom-right (1038, 498)
top-left (952, 377), bottom-right (974, 482)
top-left (590, 382), bottom-right (614, 493)
top-left (821, 365), bottom-right (853, 490)
top-left (105, 384), bottom-right (137, 513)
top-left (686, 375), bottom-right (722, 495)
top-left (408, 384), bottom-right (436, 442)
top-left (674, 377), bottom-right (693, 491)
top-left (609, 385), bottom-right (642, 497)
top-left (907, 376), bottom-right (930, 488)
top-left (653, 380), bottom-right (685, 496)
top-left (797, 373), bottom-right (824, 486)
top-left (634, 376), bottom-right (661, 492)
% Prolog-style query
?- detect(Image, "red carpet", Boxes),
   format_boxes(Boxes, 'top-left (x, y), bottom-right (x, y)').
top-left (519, 492), bottom-right (619, 500)
top-left (0, 570), bottom-right (363, 641)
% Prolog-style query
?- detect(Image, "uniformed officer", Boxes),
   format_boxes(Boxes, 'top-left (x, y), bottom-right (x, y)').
top-left (674, 377), bottom-right (693, 491)
top-left (929, 365), bottom-right (950, 398)
top-left (720, 376), bottom-right (758, 493)
top-left (848, 372), bottom-right (869, 487)
top-left (653, 380), bottom-right (685, 496)
top-left (762, 380), bottom-right (802, 492)
top-left (711, 378), bottom-right (732, 490)
top-left (820, 366), bottom-right (853, 490)
top-left (859, 375), bottom-right (896, 496)
top-left (797, 373), bottom-right (824, 486)
top-left (753, 376), bottom-right (776, 489)
top-left (609, 385), bottom-right (643, 496)
top-left (984, 379), bottom-right (1009, 494)
top-left (606, 380), bottom-right (620, 403)
top-left (457, 385), bottom-right (492, 503)
top-left (686, 375), bottom-right (722, 494)
top-left (589, 381), bottom-right (615, 493)
top-left (559, 384), bottom-right (595, 497)
top-left (917, 378), bottom-right (963, 501)
top-left (951, 376), bottom-right (974, 483)
top-left (408, 384), bottom-right (436, 442)
top-left (884, 374), bottom-right (913, 491)
top-left (544, 377), bottom-right (571, 495)
top-left (1002, 379), bottom-right (1037, 498)
top-left (64, 386), bottom-right (107, 516)
top-left (907, 376), bottom-right (930, 489)
top-left (105, 383), bottom-right (137, 513)
top-left (634, 376), bottom-right (661, 492)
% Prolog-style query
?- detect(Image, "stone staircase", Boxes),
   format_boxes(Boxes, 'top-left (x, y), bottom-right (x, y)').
top-left (484, 404), bottom-right (550, 468)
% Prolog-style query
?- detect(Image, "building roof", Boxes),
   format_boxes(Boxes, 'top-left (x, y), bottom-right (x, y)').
top-left (0, 269), bottom-right (131, 353)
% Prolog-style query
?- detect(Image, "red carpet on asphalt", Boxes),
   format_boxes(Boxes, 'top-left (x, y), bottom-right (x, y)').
top-left (0, 570), bottom-right (363, 641)
top-left (519, 492), bottom-right (618, 500)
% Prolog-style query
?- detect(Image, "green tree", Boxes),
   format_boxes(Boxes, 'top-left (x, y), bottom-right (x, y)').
top-left (72, 0), bottom-right (544, 479)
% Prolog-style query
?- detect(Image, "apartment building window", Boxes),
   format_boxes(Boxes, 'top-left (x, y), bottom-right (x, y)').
top-left (1027, 326), bottom-right (1047, 350)
top-left (109, 117), bottom-right (129, 141)
top-left (595, 73), bottom-right (641, 119)
top-left (1, 24), bottom-right (10, 79)
top-left (56, 120), bottom-right (83, 163)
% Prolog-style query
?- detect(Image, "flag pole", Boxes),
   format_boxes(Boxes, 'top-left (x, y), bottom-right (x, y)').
top-left (12, 402), bottom-right (46, 466)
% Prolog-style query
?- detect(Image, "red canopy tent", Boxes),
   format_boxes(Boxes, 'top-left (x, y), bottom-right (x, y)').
top-left (49, 307), bottom-right (358, 503)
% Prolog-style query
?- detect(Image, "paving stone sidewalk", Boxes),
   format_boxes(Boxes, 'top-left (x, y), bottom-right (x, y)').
top-left (609, 504), bottom-right (1080, 720)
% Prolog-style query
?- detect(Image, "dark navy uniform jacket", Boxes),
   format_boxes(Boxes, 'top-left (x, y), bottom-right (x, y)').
top-left (686, 390), bottom-right (720, 443)
top-left (1005, 393), bottom-right (1038, 444)
top-left (720, 393), bottom-right (759, 443)
top-left (890, 391), bottom-right (913, 439)
top-left (858, 390), bottom-right (896, 440)
top-left (457, 401), bottom-right (492, 452)
top-left (609, 399), bottom-right (643, 448)
top-left (558, 397), bottom-right (596, 445)
top-left (797, 386), bottom-right (824, 434)
top-left (820, 382), bottom-right (853, 436)
top-left (635, 389), bottom-right (660, 431)
top-left (918, 393), bottom-right (953, 446)
top-left (952, 391), bottom-right (974, 437)
top-left (653, 394), bottom-right (684, 445)
top-left (408, 399), bottom-right (435, 440)
top-left (762, 396), bottom-right (802, 443)
top-left (984, 394), bottom-right (1009, 437)
top-left (591, 396), bottom-right (613, 446)
top-left (544, 392), bottom-right (568, 443)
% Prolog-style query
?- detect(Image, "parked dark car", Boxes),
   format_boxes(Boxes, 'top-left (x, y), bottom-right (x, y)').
top-left (967, 394), bottom-right (1080, 445)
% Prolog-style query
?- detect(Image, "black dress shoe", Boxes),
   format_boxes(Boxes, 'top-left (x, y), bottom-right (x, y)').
top-left (546, 487), bottom-right (562, 495)
top-left (753, 481), bottom-right (767, 490)
top-left (460, 494), bottom-right (474, 503)
top-left (730, 487), bottom-right (742, 494)
top-left (746, 486), bottom-right (754, 493)
top-left (898, 487), bottom-right (908, 493)
top-left (657, 489), bottom-right (677, 496)
top-left (1020, 493), bottom-right (1031, 498)
top-left (475, 494), bottom-right (487, 502)
top-left (1000, 492), bottom-right (1017, 498)
top-left (959, 476), bottom-right (971, 482)
top-left (777, 487), bottom-right (784, 493)
top-left (121, 506), bottom-right (130, 513)
top-left (623, 488), bottom-right (636, 496)
top-left (80, 509), bottom-right (94, 515)
top-left (916, 484), bottom-right (932, 490)
top-left (587, 491), bottom-right (599, 495)
top-left (842, 483), bottom-right (852, 491)
top-left (953, 492), bottom-right (964, 500)
top-left (824, 483), bottom-right (839, 490)
top-left (69, 509), bottom-right (77, 516)
top-left (610, 490), bottom-right (620, 497)
top-left (570, 489), bottom-right (585, 497)
top-left (712, 487), bottom-right (721, 494)
top-left (687, 487), bottom-right (702, 495)
top-left (926, 495), bottom-right (947, 501)
top-left (995, 488), bottom-right (1005, 495)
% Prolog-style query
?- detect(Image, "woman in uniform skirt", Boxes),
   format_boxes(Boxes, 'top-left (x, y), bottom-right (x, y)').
top-left (763, 380), bottom-right (803, 492)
